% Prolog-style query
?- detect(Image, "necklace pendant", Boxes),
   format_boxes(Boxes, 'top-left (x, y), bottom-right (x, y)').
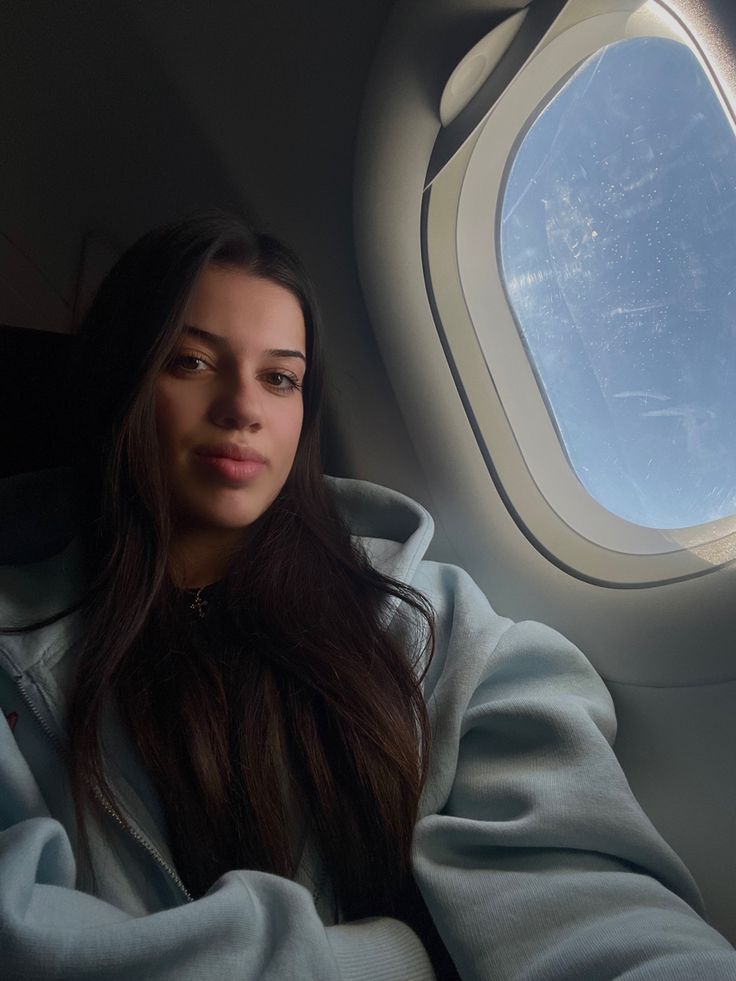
top-left (190, 588), bottom-right (209, 619)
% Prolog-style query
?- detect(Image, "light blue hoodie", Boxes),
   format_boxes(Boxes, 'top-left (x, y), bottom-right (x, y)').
top-left (0, 467), bottom-right (735, 980)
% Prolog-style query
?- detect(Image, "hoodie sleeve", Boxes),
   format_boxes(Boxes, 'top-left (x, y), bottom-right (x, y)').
top-left (410, 563), bottom-right (736, 981)
top-left (0, 717), bottom-right (435, 981)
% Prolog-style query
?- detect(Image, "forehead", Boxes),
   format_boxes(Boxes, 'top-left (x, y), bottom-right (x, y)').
top-left (181, 265), bottom-right (306, 350)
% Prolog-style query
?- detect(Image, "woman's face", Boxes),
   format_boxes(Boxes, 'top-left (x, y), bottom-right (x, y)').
top-left (154, 263), bottom-right (306, 551)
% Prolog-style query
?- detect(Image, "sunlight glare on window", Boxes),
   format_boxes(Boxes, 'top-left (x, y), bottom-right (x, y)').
top-left (499, 37), bottom-right (736, 529)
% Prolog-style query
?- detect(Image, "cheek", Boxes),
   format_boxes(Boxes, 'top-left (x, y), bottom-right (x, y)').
top-left (154, 383), bottom-right (197, 447)
top-left (273, 405), bottom-right (303, 468)
top-left (289, 404), bottom-right (305, 451)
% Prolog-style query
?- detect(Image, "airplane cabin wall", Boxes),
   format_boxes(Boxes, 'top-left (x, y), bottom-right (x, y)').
top-left (355, 0), bottom-right (736, 942)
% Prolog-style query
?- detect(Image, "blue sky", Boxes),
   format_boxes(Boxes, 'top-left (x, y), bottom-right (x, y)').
top-left (500, 36), bottom-right (736, 529)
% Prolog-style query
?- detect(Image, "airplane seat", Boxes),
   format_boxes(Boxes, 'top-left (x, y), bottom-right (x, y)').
top-left (0, 324), bottom-right (80, 565)
top-left (1, 324), bottom-right (75, 479)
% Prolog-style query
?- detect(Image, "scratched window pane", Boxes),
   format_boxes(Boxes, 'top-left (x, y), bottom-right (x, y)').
top-left (499, 37), bottom-right (736, 528)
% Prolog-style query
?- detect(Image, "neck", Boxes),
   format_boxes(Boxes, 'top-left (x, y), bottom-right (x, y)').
top-left (168, 525), bottom-right (245, 589)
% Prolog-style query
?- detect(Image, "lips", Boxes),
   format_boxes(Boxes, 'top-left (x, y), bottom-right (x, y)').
top-left (194, 443), bottom-right (268, 484)
top-left (196, 443), bottom-right (266, 464)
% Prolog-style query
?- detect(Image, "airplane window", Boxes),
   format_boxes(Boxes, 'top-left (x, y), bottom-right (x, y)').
top-left (499, 36), bottom-right (736, 530)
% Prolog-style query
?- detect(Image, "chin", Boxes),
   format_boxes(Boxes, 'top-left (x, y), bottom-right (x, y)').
top-left (205, 502), bottom-right (269, 529)
top-left (170, 488), bottom-right (263, 530)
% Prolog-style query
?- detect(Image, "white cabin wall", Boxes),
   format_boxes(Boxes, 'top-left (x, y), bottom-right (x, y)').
top-left (354, 0), bottom-right (736, 942)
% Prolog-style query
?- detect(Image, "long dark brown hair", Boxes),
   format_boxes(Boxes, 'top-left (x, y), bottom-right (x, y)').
top-left (1, 212), bottom-right (448, 944)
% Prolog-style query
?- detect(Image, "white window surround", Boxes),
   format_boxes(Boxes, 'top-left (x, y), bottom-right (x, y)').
top-left (423, 0), bottom-right (736, 584)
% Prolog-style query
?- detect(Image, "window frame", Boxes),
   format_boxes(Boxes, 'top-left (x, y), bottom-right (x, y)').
top-left (423, 0), bottom-right (736, 585)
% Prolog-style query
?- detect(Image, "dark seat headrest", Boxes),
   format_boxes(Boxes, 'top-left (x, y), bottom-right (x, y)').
top-left (0, 467), bottom-right (80, 565)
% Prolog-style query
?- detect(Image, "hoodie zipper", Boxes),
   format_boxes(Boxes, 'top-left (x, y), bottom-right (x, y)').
top-left (11, 675), bottom-right (194, 903)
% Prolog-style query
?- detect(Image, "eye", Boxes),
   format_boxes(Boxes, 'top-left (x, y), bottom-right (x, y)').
top-left (169, 352), bottom-right (210, 373)
top-left (263, 371), bottom-right (302, 393)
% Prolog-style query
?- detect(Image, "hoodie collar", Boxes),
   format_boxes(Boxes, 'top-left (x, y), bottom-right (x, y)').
top-left (324, 472), bottom-right (435, 591)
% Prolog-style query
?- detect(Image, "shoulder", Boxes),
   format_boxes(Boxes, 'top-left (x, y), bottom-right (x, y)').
top-left (0, 465), bottom-right (84, 659)
top-left (0, 466), bottom-right (85, 637)
top-left (0, 537), bottom-right (84, 631)
top-left (407, 557), bottom-right (615, 736)
top-left (406, 557), bottom-right (513, 662)
top-left (410, 563), bottom-right (621, 829)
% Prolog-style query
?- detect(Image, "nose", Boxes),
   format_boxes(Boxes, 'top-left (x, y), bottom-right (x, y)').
top-left (210, 372), bottom-right (263, 432)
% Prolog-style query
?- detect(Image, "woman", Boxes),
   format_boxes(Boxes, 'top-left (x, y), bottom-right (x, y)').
top-left (0, 211), bottom-right (734, 980)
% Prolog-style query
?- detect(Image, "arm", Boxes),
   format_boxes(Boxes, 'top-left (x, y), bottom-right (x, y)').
top-left (411, 564), bottom-right (736, 981)
top-left (0, 718), bottom-right (434, 981)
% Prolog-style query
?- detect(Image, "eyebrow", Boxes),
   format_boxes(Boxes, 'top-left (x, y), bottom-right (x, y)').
top-left (182, 325), bottom-right (306, 363)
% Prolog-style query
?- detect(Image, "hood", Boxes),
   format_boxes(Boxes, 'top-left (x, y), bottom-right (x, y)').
top-left (0, 466), bottom-right (435, 674)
